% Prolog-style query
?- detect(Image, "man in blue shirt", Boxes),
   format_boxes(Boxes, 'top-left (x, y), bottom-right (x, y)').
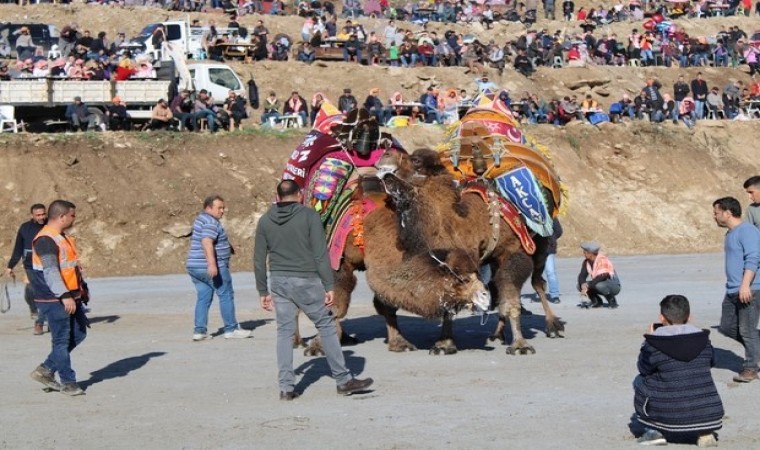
top-left (713, 196), bottom-right (760, 382)
top-left (187, 195), bottom-right (250, 341)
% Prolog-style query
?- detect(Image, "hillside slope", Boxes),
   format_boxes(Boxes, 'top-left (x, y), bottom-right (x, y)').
top-left (0, 121), bottom-right (756, 277)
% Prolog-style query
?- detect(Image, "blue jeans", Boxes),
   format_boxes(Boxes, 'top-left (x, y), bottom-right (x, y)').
top-left (270, 276), bottom-right (351, 392)
top-left (36, 300), bottom-right (87, 384)
top-left (188, 264), bottom-right (239, 334)
top-left (401, 54), bottom-right (418, 67)
top-left (261, 111), bottom-right (280, 125)
top-left (720, 291), bottom-right (760, 372)
top-left (542, 253), bottom-right (560, 298)
top-left (694, 100), bottom-right (705, 119)
top-left (192, 110), bottom-right (216, 132)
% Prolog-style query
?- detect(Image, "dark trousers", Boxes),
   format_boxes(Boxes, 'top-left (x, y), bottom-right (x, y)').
top-left (36, 300), bottom-right (87, 384)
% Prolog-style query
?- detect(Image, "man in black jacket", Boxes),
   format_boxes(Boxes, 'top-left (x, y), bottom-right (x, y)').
top-left (5, 204), bottom-right (47, 334)
top-left (338, 88), bottom-right (358, 114)
top-left (673, 75), bottom-right (690, 114)
top-left (691, 72), bottom-right (708, 120)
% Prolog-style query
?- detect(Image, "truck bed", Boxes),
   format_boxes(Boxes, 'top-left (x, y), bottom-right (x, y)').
top-left (0, 79), bottom-right (171, 106)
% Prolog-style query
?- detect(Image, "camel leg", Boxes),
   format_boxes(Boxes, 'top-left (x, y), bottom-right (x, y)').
top-left (430, 311), bottom-right (458, 355)
top-left (494, 252), bottom-right (536, 355)
top-left (374, 296), bottom-right (417, 352)
top-left (531, 270), bottom-right (565, 339)
top-left (530, 245), bottom-right (565, 339)
top-left (305, 262), bottom-right (357, 357)
top-left (293, 311), bottom-right (305, 348)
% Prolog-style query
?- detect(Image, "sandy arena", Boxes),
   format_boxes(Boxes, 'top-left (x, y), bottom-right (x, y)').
top-left (1, 253), bottom-right (759, 449)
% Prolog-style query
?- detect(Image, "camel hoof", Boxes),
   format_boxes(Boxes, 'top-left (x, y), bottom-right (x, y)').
top-left (304, 341), bottom-right (325, 357)
top-left (545, 318), bottom-right (566, 338)
top-left (340, 334), bottom-right (359, 346)
top-left (506, 343), bottom-right (536, 355)
top-left (429, 341), bottom-right (458, 355)
top-left (388, 336), bottom-right (417, 352)
top-left (488, 333), bottom-right (506, 344)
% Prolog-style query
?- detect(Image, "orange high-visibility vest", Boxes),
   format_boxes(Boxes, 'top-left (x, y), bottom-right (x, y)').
top-left (31, 226), bottom-right (80, 292)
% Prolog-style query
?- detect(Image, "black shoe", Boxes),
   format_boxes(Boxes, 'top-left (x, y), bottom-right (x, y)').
top-left (607, 297), bottom-right (619, 309)
top-left (279, 391), bottom-right (300, 401)
top-left (548, 296), bottom-right (561, 304)
top-left (337, 377), bottom-right (374, 396)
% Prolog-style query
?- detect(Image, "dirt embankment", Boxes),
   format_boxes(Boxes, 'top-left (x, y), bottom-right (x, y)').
top-left (0, 121), bottom-right (757, 277)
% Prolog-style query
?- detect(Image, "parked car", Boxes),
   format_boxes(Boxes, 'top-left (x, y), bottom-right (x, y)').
top-left (0, 22), bottom-right (60, 58)
top-left (750, 30), bottom-right (760, 49)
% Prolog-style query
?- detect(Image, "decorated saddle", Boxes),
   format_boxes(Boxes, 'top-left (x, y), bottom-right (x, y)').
top-left (436, 91), bottom-right (566, 243)
top-left (281, 103), bottom-right (404, 269)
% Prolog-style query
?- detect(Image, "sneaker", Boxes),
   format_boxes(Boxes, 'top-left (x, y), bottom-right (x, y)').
top-left (697, 433), bottom-right (718, 448)
top-left (337, 377), bottom-right (374, 396)
top-left (33, 323), bottom-right (44, 335)
top-left (732, 369), bottom-right (758, 383)
top-left (30, 365), bottom-right (60, 391)
top-left (279, 391), bottom-right (300, 401)
top-left (60, 382), bottom-right (85, 396)
top-left (548, 296), bottom-right (561, 304)
top-left (192, 332), bottom-right (210, 341)
top-left (637, 429), bottom-right (667, 446)
top-left (224, 328), bottom-right (252, 339)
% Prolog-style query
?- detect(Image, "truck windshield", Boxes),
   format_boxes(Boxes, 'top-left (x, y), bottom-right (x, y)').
top-left (209, 68), bottom-right (240, 91)
top-left (135, 24), bottom-right (159, 41)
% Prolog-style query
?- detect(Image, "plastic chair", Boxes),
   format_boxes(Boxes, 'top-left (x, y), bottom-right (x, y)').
top-left (628, 58), bottom-right (641, 67)
top-left (552, 56), bottom-right (564, 68)
top-left (0, 105), bottom-right (19, 133)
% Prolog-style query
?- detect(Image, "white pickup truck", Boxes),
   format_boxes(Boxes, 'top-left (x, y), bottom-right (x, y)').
top-left (0, 63), bottom-right (245, 129)
top-left (131, 20), bottom-right (240, 60)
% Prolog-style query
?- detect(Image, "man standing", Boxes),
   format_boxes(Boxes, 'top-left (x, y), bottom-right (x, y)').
top-left (691, 72), bottom-right (708, 120)
top-left (6, 204), bottom-right (47, 334)
top-left (713, 197), bottom-right (760, 383)
top-left (187, 195), bottom-right (250, 341)
top-left (254, 180), bottom-right (373, 400)
top-left (541, 218), bottom-right (563, 304)
top-left (673, 75), bottom-right (690, 117)
top-left (29, 200), bottom-right (88, 396)
top-left (743, 176), bottom-right (760, 228)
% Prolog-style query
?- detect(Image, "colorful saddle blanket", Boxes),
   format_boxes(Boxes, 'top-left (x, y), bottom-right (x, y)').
top-left (463, 184), bottom-right (536, 255)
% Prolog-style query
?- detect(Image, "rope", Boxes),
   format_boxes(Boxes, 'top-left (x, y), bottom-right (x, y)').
top-left (0, 275), bottom-right (12, 314)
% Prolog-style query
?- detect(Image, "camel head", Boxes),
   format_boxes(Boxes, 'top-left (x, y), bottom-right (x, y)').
top-left (376, 148), bottom-right (446, 181)
top-left (430, 248), bottom-right (490, 314)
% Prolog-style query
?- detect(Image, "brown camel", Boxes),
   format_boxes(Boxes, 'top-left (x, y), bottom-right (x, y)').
top-left (376, 148), bottom-right (565, 355)
top-left (305, 183), bottom-right (491, 355)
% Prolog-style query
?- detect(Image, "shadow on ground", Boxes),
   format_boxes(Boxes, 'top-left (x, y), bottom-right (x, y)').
top-left (335, 311), bottom-right (551, 352)
top-left (89, 315), bottom-right (120, 325)
top-left (294, 350), bottom-right (368, 395)
top-left (210, 319), bottom-right (273, 337)
top-left (80, 351), bottom-right (166, 390)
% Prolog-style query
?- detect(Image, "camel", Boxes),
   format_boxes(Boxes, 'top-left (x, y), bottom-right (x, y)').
top-left (301, 176), bottom-right (491, 355)
top-left (376, 148), bottom-right (565, 355)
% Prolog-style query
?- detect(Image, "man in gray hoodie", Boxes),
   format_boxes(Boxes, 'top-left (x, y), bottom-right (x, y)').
top-left (254, 179), bottom-right (373, 400)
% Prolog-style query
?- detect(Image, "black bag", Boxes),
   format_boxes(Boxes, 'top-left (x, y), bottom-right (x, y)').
top-left (248, 76), bottom-right (260, 110)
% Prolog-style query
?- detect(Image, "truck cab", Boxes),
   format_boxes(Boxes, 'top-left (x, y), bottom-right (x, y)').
top-left (187, 63), bottom-right (245, 103)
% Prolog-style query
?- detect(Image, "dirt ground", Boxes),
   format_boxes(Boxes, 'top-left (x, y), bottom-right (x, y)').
top-left (1, 254), bottom-right (759, 449)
